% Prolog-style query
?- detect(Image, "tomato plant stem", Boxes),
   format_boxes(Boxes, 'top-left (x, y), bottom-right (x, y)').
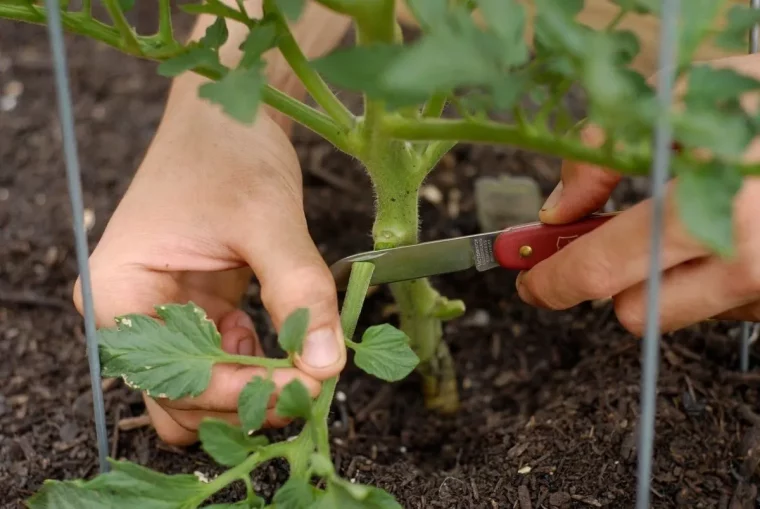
top-left (158, 0), bottom-right (173, 44)
top-left (102, 0), bottom-right (141, 54)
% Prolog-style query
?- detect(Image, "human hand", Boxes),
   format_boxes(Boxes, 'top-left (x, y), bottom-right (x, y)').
top-left (515, 54), bottom-right (760, 335)
top-left (72, 72), bottom-right (346, 445)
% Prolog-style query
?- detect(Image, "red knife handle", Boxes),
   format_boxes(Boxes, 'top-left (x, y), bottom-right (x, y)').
top-left (493, 213), bottom-right (617, 270)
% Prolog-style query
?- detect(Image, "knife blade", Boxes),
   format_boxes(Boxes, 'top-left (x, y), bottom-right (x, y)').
top-left (329, 212), bottom-right (618, 290)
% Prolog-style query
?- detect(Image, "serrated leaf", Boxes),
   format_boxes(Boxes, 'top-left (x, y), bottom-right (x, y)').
top-left (98, 302), bottom-right (226, 399)
top-left (406, 0), bottom-right (448, 31)
top-left (276, 0), bottom-right (304, 21)
top-left (715, 5), bottom-right (760, 50)
top-left (673, 106), bottom-right (753, 160)
top-left (678, 0), bottom-right (722, 65)
top-left (477, 0), bottom-right (526, 44)
top-left (28, 459), bottom-right (208, 508)
top-left (240, 22), bottom-right (279, 68)
top-left (685, 65), bottom-right (760, 108)
top-left (278, 307), bottom-right (309, 355)
top-left (274, 379), bottom-right (312, 419)
top-left (675, 162), bottom-right (742, 257)
top-left (158, 45), bottom-right (225, 78)
top-left (202, 17), bottom-right (229, 49)
top-left (239, 377), bottom-right (276, 433)
top-left (199, 65), bottom-right (264, 123)
top-left (312, 44), bottom-right (405, 96)
top-left (198, 418), bottom-right (268, 466)
top-left (533, 0), bottom-right (589, 60)
top-left (351, 325), bottom-right (419, 382)
top-left (272, 478), bottom-right (316, 509)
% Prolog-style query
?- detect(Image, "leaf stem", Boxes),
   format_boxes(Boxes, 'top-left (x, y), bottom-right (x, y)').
top-left (266, 0), bottom-right (354, 130)
top-left (82, 0), bottom-right (91, 18)
top-left (382, 116), bottom-right (650, 175)
top-left (158, 0), bottom-right (173, 44)
top-left (422, 93), bottom-right (448, 118)
top-left (102, 0), bottom-right (141, 54)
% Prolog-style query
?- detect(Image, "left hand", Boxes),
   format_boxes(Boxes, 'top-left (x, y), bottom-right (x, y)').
top-left (515, 55), bottom-right (760, 336)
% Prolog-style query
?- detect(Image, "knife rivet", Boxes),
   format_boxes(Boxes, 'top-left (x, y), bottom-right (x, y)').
top-left (519, 245), bottom-right (533, 258)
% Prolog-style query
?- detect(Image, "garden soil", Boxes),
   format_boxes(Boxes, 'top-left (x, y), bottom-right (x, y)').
top-left (4, 11), bottom-right (760, 509)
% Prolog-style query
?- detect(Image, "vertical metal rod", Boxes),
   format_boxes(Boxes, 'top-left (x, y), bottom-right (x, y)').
top-left (741, 0), bottom-right (760, 373)
top-left (43, 0), bottom-right (110, 473)
top-left (635, 0), bottom-right (679, 507)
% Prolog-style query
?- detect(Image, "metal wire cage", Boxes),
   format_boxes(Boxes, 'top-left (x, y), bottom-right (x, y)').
top-left (33, 0), bottom-right (760, 508)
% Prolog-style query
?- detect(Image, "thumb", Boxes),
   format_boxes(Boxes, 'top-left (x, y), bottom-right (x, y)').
top-left (236, 205), bottom-right (346, 381)
top-left (539, 125), bottom-right (621, 225)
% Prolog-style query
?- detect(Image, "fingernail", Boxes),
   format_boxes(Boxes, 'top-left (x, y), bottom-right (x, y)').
top-left (237, 337), bottom-right (256, 356)
top-left (235, 312), bottom-right (255, 330)
top-left (300, 327), bottom-right (340, 368)
top-left (541, 181), bottom-right (564, 212)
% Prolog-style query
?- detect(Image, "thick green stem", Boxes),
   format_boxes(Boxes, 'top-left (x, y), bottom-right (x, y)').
top-left (367, 151), bottom-right (463, 413)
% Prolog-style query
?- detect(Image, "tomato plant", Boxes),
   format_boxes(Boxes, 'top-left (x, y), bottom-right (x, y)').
top-left (3, 0), bottom-right (760, 506)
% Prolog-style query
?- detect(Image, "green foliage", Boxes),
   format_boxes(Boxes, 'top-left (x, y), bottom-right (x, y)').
top-left (271, 478), bottom-right (316, 508)
top-left (277, 307), bottom-right (310, 355)
top-left (348, 324), bottom-right (419, 382)
top-left (199, 64), bottom-right (265, 123)
top-left (198, 418), bottom-right (269, 466)
top-left (238, 376), bottom-right (276, 433)
top-left (275, 379), bottom-right (313, 419)
top-left (675, 161), bottom-right (744, 257)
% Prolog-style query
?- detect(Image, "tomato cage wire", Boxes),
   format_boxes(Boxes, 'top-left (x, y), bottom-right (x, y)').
top-left (38, 0), bottom-right (759, 504)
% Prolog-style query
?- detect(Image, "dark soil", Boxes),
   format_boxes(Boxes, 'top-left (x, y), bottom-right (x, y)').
top-left (4, 9), bottom-right (760, 509)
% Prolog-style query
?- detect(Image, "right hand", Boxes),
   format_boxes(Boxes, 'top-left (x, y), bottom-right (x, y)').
top-left (73, 73), bottom-right (346, 445)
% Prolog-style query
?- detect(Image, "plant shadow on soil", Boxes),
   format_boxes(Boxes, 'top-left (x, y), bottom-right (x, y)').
top-left (3, 8), bottom-right (760, 509)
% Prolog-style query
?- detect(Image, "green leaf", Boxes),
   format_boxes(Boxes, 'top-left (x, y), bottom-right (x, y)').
top-left (406, 0), bottom-right (448, 31)
top-left (278, 307), bottom-right (310, 355)
top-left (28, 459), bottom-right (209, 508)
top-left (313, 480), bottom-right (402, 509)
top-left (27, 481), bottom-right (119, 509)
top-left (309, 453), bottom-right (334, 477)
top-left (678, 0), bottom-right (722, 65)
top-left (198, 418), bottom-right (268, 466)
top-left (240, 22), bottom-right (279, 68)
top-left (351, 324), bottom-right (419, 382)
top-left (276, 0), bottom-right (305, 21)
top-left (202, 17), bottom-right (229, 49)
top-left (238, 376), bottom-right (276, 433)
top-left (685, 65), bottom-right (760, 108)
top-left (199, 65), bottom-right (264, 123)
top-left (311, 44), bottom-right (406, 96)
top-left (714, 5), bottom-right (760, 50)
top-left (274, 379), bottom-right (312, 419)
top-left (272, 478), bottom-right (316, 509)
top-left (533, 0), bottom-right (589, 62)
top-left (118, 0), bottom-right (135, 12)
top-left (158, 45), bottom-right (224, 78)
top-left (477, 0), bottom-right (527, 44)
top-left (675, 162), bottom-right (742, 257)
top-left (673, 106), bottom-right (753, 160)
top-left (98, 302), bottom-right (226, 399)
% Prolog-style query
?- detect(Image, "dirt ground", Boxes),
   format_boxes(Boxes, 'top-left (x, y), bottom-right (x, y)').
top-left (3, 9), bottom-right (760, 509)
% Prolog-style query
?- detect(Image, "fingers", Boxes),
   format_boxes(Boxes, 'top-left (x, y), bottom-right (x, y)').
top-left (539, 125), bottom-right (622, 225)
top-left (517, 182), bottom-right (711, 311)
top-left (612, 256), bottom-right (759, 335)
top-left (234, 195), bottom-right (346, 382)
